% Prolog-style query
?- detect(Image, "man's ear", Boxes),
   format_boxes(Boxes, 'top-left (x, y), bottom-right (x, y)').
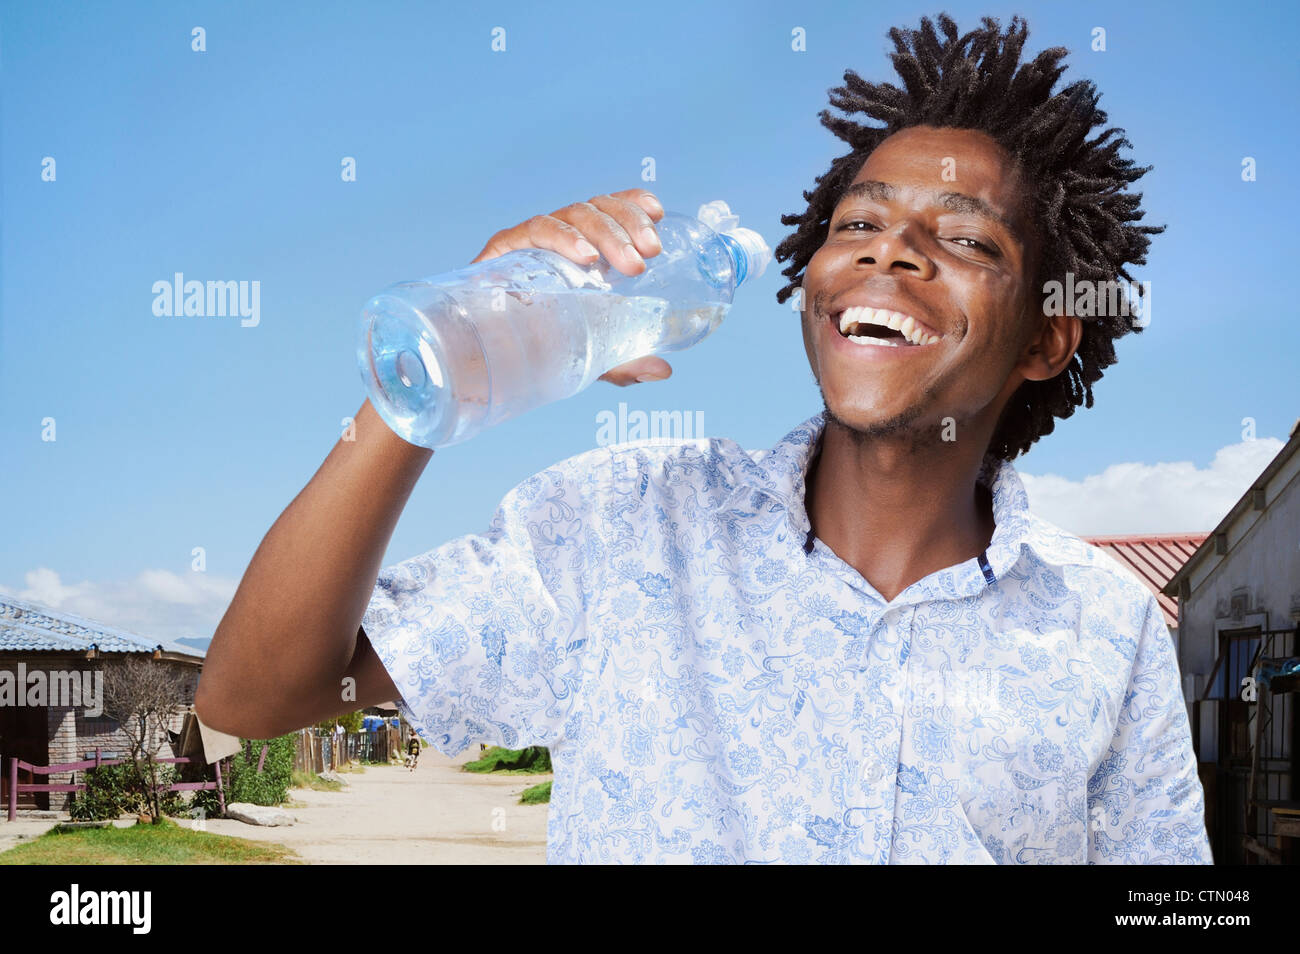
top-left (1018, 312), bottom-right (1082, 383)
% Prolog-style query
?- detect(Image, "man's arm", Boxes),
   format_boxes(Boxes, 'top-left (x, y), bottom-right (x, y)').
top-left (195, 188), bottom-right (666, 741)
top-left (194, 399), bottom-right (430, 739)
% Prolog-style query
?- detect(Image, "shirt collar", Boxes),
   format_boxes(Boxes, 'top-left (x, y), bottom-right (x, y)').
top-left (721, 411), bottom-right (1039, 585)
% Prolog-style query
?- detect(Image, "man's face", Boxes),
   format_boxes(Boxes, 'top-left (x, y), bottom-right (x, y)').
top-left (800, 125), bottom-right (1041, 445)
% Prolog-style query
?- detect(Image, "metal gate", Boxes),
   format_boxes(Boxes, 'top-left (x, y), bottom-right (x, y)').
top-left (1194, 624), bottom-right (1298, 864)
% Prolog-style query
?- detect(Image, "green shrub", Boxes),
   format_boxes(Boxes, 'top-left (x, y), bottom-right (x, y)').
top-left (193, 734), bottom-right (295, 814)
top-left (464, 745), bottom-right (552, 773)
top-left (520, 780), bottom-right (552, 804)
top-left (315, 711), bottom-right (364, 734)
top-left (69, 763), bottom-right (131, 821)
top-left (70, 762), bottom-right (185, 821)
top-left (191, 785), bottom-right (221, 819)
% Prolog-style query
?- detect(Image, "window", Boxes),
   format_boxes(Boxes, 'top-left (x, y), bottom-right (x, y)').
top-left (1210, 629), bottom-right (1261, 764)
top-left (75, 712), bottom-right (121, 738)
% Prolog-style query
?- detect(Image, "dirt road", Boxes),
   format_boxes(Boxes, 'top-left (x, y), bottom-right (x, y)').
top-left (203, 747), bottom-right (550, 864)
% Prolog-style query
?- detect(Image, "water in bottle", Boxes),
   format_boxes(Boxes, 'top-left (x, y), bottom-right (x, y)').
top-left (358, 200), bottom-right (770, 449)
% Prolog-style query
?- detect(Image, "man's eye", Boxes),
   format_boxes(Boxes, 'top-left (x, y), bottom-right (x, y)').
top-left (835, 221), bottom-right (999, 257)
top-left (950, 236), bottom-right (997, 255)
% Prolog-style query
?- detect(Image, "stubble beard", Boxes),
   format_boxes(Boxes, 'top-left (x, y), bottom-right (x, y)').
top-left (819, 385), bottom-right (941, 454)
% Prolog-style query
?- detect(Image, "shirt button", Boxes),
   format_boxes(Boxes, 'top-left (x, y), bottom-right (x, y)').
top-left (861, 763), bottom-right (885, 784)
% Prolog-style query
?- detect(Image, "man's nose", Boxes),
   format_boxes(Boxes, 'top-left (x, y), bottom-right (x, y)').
top-left (854, 223), bottom-right (935, 279)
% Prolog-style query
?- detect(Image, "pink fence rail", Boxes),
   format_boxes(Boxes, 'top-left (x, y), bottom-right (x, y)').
top-left (5, 746), bottom-right (237, 822)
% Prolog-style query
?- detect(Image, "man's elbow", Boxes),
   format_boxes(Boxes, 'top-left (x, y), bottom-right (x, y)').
top-left (193, 681), bottom-right (285, 741)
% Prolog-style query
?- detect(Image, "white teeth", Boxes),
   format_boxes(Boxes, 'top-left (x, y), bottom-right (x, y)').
top-left (836, 304), bottom-right (938, 346)
top-left (846, 333), bottom-right (901, 347)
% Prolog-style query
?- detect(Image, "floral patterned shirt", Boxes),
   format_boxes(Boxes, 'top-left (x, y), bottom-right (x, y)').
top-left (361, 412), bottom-right (1213, 864)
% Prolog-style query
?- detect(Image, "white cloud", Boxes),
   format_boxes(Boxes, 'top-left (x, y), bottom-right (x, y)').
top-left (0, 567), bottom-right (238, 646)
top-left (1021, 437), bottom-right (1286, 536)
top-left (136, 568), bottom-right (231, 606)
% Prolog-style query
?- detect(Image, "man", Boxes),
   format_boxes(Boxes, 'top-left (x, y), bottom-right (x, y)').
top-left (406, 731), bottom-right (421, 772)
top-left (196, 13), bottom-right (1212, 864)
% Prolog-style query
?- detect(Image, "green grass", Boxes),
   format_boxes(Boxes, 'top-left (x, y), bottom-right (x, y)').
top-left (0, 817), bottom-right (299, 865)
top-left (463, 746), bottom-right (553, 775)
top-left (463, 746), bottom-right (553, 804)
top-left (291, 770), bottom-right (344, 792)
top-left (520, 781), bottom-right (552, 805)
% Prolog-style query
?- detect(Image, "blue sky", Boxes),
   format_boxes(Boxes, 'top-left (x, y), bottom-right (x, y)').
top-left (3, 0), bottom-right (1297, 642)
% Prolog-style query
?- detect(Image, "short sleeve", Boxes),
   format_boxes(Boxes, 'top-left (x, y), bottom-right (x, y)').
top-left (361, 450), bottom-right (609, 757)
top-left (1087, 594), bottom-right (1214, 864)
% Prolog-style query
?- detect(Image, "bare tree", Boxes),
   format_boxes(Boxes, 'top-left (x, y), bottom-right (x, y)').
top-left (101, 656), bottom-right (187, 823)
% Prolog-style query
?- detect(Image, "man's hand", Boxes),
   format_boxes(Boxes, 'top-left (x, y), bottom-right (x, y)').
top-left (471, 188), bottom-right (673, 386)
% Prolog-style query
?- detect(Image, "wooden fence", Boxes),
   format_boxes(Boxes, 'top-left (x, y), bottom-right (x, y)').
top-left (293, 728), bottom-right (400, 774)
top-left (6, 748), bottom-right (226, 822)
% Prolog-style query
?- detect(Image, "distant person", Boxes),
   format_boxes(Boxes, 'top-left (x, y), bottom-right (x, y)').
top-left (406, 733), bottom-right (421, 771)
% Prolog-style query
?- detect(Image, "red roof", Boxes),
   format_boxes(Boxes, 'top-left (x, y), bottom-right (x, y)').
top-left (1080, 534), bottom-right (1207, 628)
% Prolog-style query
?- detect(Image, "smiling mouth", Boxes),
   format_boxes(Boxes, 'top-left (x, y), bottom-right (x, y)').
top-left (834, 305), bottom-right (941, 348)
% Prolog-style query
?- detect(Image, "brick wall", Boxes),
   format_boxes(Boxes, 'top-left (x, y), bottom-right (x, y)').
top-left (2, 655), bottom-right (200, 812)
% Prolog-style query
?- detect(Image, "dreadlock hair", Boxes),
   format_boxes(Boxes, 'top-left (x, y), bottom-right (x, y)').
top-left (774, 12), bottom-right (1163, 461)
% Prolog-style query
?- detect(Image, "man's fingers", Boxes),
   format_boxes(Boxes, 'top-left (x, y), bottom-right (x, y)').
top-left (469, 189), bottom-right (664, 267)
top-left (598, 356), bottom-right (673, 387)
top-left (586, 194), bottom-right (663, 259)
top-left (523, 214), bottom-right (601, 264)
top-left (551, 202), bottom-right (646, 275)
top-left (471, 215), bottom-right (595, 265)
top-left (609, 188), bottom-right (665, 221)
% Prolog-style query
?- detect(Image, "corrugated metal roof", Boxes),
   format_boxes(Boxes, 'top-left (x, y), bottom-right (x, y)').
top-left (0, 596), bottom-right (205, 659)
top-left (1081, 534), bottom-right (1207, 628)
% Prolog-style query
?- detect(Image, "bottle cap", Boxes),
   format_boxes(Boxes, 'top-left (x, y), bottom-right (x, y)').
top-left (725, 227), bottom-right (771, 282)
top-left (697, 200), bottom-right (740, 233)
top-left (697, 200), bottom-right (771, 285)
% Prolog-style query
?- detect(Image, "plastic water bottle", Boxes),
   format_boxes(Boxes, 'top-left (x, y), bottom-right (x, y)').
top-left (357, 200), bottom-right (770, 449)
